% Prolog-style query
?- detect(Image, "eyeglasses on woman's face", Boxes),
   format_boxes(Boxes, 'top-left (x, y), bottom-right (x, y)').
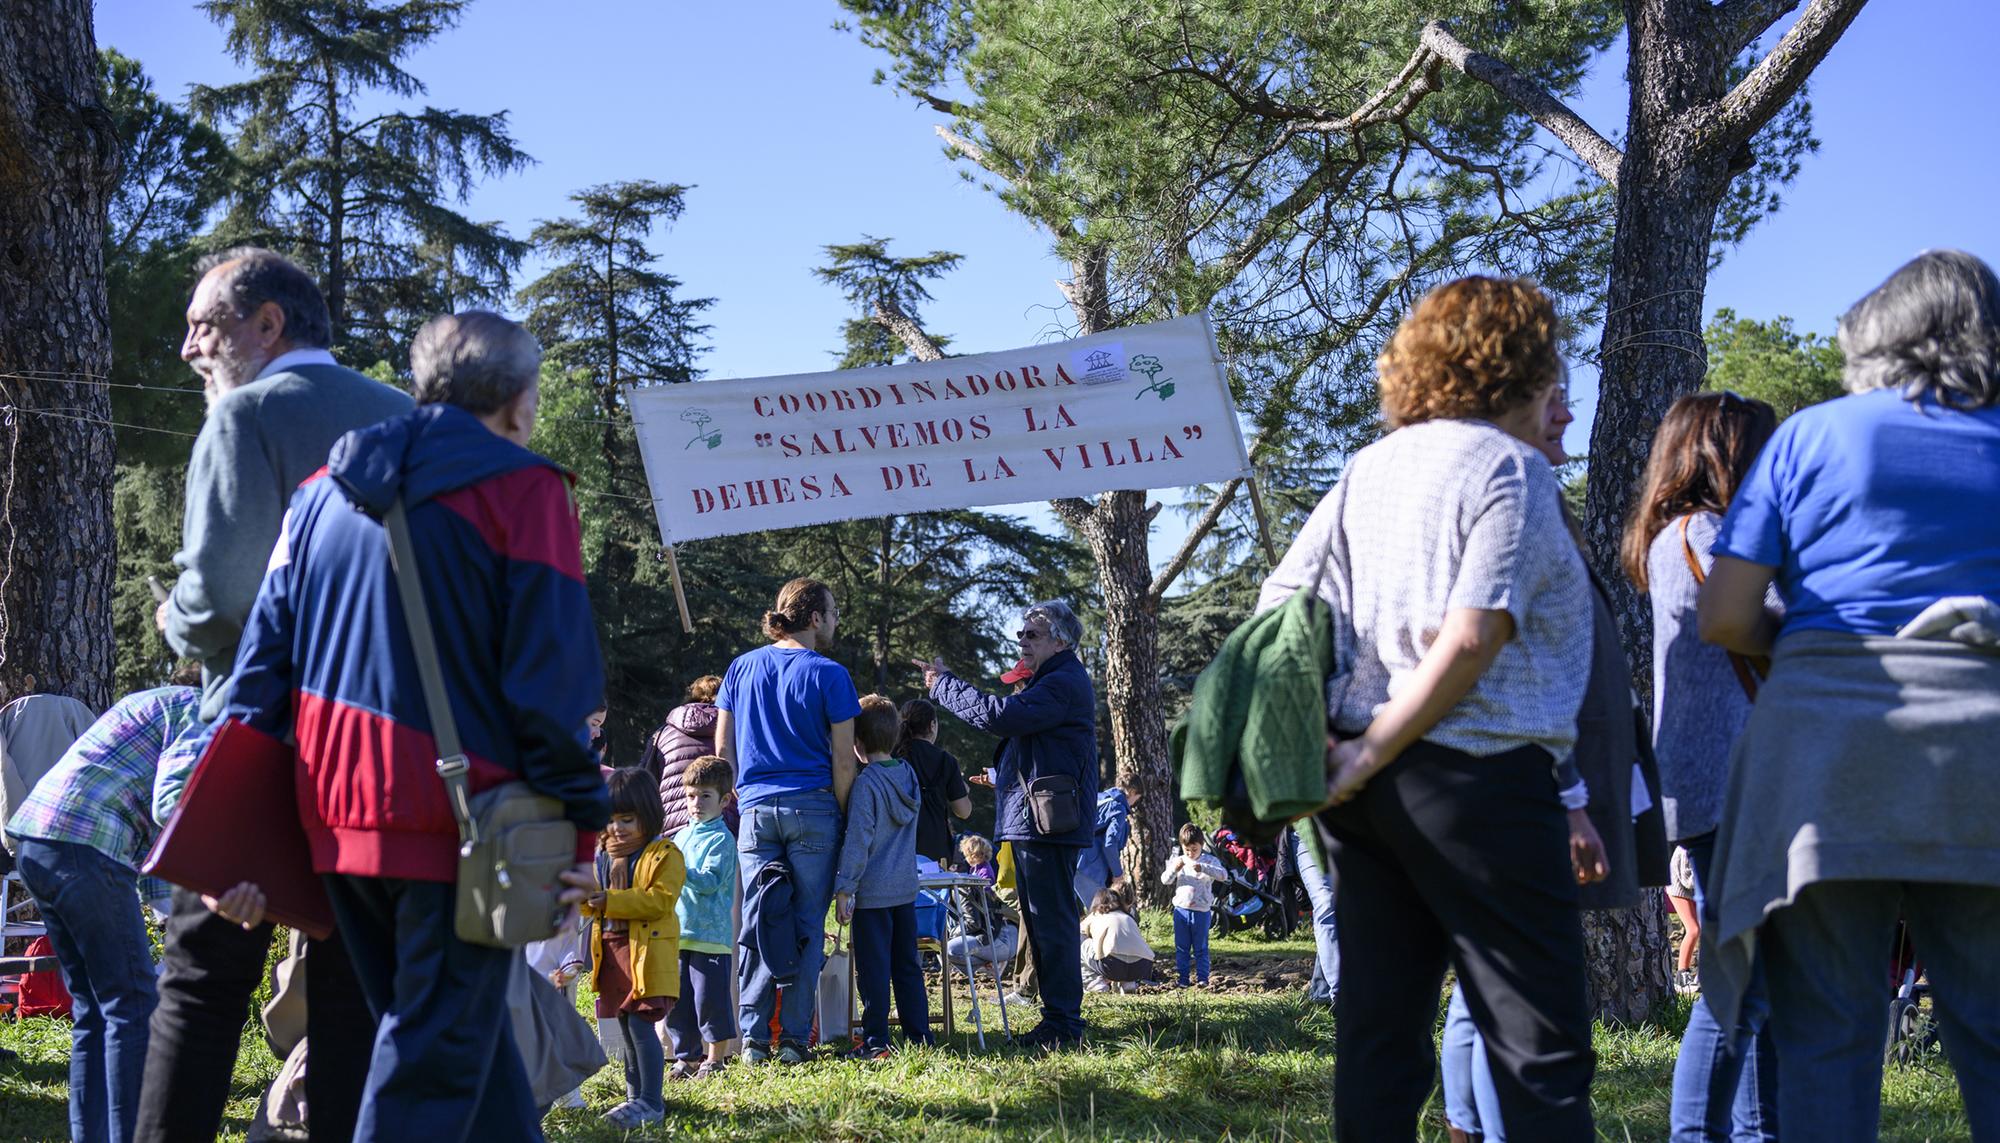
top-left (1016, 628), bottom-right (1046, 643)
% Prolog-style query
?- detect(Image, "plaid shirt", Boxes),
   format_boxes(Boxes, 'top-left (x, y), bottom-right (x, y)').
top-left (5, 686), bottom-right (203, 869)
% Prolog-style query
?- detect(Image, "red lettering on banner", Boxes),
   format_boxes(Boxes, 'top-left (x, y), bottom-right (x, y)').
top-left (693, 488), bottom-right (717, 513)
top-left (780, 435), bottom-right (801, 457)
top-left (970, 414), bottom-right (990, 440)
top-left (963, 455), bottom-right (1018, 483)
top-left (1023, 405), bottom-right (1077, 433)
top-left (753, 396), bottom-right (774, 417)
top-left (1022, 364), bottom-right (1048, 389)
top-left (993, 369), bottom-right (1017, 392)
top-left (880, 463), bottom-right (934, 491)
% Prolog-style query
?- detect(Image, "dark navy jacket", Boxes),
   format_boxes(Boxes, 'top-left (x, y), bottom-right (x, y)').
top-left (931, 648), bottom-right (1098, 848)
top-left (220, 403), bottom-right (610, 882)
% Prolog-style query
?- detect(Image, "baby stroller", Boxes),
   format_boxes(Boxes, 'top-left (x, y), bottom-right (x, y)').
top-left (1205, 828), bottom-right (1300, 938)
top-left (1887, 919), bottom-right (1936, 1063)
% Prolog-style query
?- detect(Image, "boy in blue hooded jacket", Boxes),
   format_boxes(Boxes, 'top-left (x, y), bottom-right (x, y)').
top-left (666, 754), bottom-right (739, 1077)
top-left (832, 695), bottom-right (931, 1057)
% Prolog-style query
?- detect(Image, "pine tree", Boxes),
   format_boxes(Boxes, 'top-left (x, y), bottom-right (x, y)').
top-left (191, 0), bottom-right (532, 367)
top-left (1703, 309), bottom-right (1844, 420)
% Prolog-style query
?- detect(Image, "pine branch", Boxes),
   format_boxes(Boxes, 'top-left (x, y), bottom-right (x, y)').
top-left (1709, 0), bottom-right (1867, 153)
top-left (870, 296), bottom-right (946, 362)
top-left (1148, 477), bottom-right (1243, 603)
top-left (1712, 0), bottom-right (1806, 56)
top-left (1419, 21), bottom-right (1624, 187)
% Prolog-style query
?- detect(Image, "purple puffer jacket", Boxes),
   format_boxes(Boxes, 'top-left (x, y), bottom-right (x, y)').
top-left (646, 702), bottom-right (737, 837)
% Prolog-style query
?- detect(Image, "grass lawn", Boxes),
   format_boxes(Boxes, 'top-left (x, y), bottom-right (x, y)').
top-left (0, 931), bottom-right (1975, 1141)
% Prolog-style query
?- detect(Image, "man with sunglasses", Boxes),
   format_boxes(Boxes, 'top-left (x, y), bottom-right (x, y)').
top-left (916, 600), bottom-right (1098, 1050)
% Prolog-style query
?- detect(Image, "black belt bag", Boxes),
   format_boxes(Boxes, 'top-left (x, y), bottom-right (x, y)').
top-left (1017, 769), bottom-right (1083, 836)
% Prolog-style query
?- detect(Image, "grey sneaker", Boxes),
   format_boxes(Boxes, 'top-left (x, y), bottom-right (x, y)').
top-left (603, 1100), bottom-right (664, 1128)
top-left (693, 1059), bottom-right (729, 1079)
top-left (742, 1041), bottom-right (773, 1065)
top-left (776, 1040), bottom-right (810, 1065)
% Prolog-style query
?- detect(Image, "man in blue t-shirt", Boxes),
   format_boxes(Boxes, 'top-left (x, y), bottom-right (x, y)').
top-left (716, 577), bottom-right (860, 1064)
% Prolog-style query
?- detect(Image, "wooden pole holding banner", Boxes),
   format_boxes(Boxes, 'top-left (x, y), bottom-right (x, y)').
top-left (1244, 476), bottom-right (1280, 569)
top-left (661, 544), bottom-right (693, 634)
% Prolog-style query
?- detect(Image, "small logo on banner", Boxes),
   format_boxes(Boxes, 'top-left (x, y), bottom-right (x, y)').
top-left (1073, 344), bottom-right (1125, 385)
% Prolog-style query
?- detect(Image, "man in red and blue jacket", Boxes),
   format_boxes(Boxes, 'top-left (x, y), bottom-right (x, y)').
top-left (216, 311), bottom-right (608, 1142)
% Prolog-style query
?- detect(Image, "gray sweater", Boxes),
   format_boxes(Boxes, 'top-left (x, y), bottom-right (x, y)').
top-left (166, 362), bottom-right (412, 720)
top-left (833, 757), bottom-right (921, 910)
top-left (1645, 513), bottom-right (1778, 842)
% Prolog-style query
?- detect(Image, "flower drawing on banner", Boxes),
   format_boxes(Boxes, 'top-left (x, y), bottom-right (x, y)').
top-left (1130, 354), bottom-right (1175, 401)
top-left (682, 407), bottom-right (722, 450)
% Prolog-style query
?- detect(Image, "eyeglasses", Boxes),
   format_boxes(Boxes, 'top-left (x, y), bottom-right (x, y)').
top-left (1016, 629), bottom-right (1046, 643)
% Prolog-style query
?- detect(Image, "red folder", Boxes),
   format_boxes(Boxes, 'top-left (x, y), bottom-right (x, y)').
top-left (142, 719), bottom-right (335, 939)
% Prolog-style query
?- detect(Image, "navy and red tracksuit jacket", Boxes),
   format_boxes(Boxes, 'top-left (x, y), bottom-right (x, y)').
top-left (219, 402), bottom-right (610, 882)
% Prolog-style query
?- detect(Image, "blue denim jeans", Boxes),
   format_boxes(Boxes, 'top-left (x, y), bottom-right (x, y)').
top-left (1762, 879), bottom-right (2000, 1142)
top-left (1442, 986), bottom-right (1506, 1140)
top-left (1672, 833), bottom-right (1778, 1143)
top-left (736, 788), bottom-right (841, 1048)
top-left (15, 838), bottom-right (158, 1143)
top-left (1172, 907), bottom-right (1211, 984)
top-left (1291, 827), bottom-right (1340, 1002)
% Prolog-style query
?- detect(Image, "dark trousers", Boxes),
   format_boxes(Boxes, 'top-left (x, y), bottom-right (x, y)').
top-left (851, 902), bottom-right (932, 1050)
top-left (1320, 739), bottom-right (1595, 1143)
top-left (666, 950), bottom-right (737, 1060)
top-left (1013, 841), bottom-right (1085, 1038)
top-left (323, 875), bottom-right (539, 1143)
top-left (136, 886), bottom-right (372, 1142)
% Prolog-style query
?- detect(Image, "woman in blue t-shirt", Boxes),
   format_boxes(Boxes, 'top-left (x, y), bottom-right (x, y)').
top-left (1697, 250), bottom-right (2000, 1141)
top-left (714, 577), bottom-right (861, 1065)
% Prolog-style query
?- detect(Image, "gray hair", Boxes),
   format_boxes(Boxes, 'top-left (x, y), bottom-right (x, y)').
top-left (409, 311), bottom-right (542, 415)
top-left (1837, 249), bottom-right (2000, 410)
top-left (195, 247), bottom-right (334, 349)
top-left (1023, 600), bottom-right (1083, 649)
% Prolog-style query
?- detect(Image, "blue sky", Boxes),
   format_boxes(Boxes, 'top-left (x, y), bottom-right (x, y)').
top-left (97, 1), bottom-right (2000, 569)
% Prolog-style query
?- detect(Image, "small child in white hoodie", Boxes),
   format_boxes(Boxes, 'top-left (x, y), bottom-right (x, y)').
top-left (1160, 823), bottom-right (1227, 987)
top-left (1080, 890), bottom-right (1155, 993)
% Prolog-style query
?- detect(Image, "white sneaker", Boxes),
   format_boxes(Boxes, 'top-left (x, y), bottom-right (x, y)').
top-left (1003, 991), bottom-right (1033, 1008)
top-left (554, 1089), bottom-right (586, 1109)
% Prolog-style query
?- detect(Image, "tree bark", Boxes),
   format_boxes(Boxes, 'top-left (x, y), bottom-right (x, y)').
top-left (1583, 894), bottom-right (1674, 1025)
top-left (0, 0), bottom-right (119, 711)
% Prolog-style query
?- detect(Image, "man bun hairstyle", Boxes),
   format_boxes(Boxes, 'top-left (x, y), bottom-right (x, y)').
top-left (893, 698), bottom-right (937, 758)
top-left (605, 766), bottom-right (664, 847)
top-left (195, 246), bottom-right (334, 349)
top-left (763, 577), bottom-right (835, 642)
top-left (685, 674), bottom-right (722, 704)
top-left (683, 754), bottom-right (734, 795)
top-left (855, 693), bottom-right (901, 757)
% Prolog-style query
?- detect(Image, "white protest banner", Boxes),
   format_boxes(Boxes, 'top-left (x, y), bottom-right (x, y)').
top-left (627, 314), bottom-right (1252, 544)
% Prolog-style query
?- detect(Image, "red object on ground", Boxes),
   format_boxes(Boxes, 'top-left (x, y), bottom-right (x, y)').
top-left (14, 936), bottom-right (70, 1019)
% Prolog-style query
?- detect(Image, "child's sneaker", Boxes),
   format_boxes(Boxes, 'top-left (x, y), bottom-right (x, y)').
top-left (666, 1060), bottom-right (698, 1081)
top-left (603, 1100), bottom-right (664, 1128)
top-left (841, 1043), bottom-right (893, 1061)
top-left (553, 1088), bottom-right (586, 1109)
top-left (776, 1040), bottom-right (810, 1066)
top-left (693, 1059), bottom-right (729, 1079)
top-left (742, 1040), bottom-right (773, 1065)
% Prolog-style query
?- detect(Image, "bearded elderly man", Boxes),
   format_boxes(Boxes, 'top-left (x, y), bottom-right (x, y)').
top-left (915, 600), bottom-right (1099, 1051)
top-left (140, 248), bottom-right (409, 1143)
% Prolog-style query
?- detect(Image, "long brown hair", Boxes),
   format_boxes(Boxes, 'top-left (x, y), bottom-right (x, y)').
top-left (1620, 391), bottom-right (1778, 591)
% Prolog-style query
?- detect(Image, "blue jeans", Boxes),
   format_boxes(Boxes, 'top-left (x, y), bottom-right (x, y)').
top-left (323, 875), bottom-right (539, 1142)
top-left (1291, 828), bottom-right (1340, 1001)
top-left (15, 838), bottom-right (158, 1143)
top-left (1442, 986), bottom-right (1506, 1140)
top-left (1763, 879), bottom-right (2000, 1142)
top-left (852, 902), bottom-right (932, 1050)
top-left (1172, 907), bottom-right (1211, 984)
top-left (1014, 841), bottom-right (1085, 1037)
top-left (1672, 833), bottom-right (1778, 1143)
top-left (736, 788), bottom-right (841, 1048)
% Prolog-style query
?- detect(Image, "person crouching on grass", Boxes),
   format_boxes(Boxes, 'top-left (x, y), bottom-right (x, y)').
top-left (833, 695), bottom-right (933, 1059)
top-left (665, 755), bottom-right (739, 1080)
top-left (583, 768), bottom-right (686, 1128)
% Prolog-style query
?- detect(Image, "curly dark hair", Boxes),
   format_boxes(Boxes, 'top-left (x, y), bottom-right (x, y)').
top-left (1376, 276), bottom-right (1563, 428)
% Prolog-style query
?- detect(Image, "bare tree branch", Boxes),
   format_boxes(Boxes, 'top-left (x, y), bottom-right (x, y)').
top-left (1420, 21), bottom-right (1624, 186)
top-left (1711, 0), bottom-right (1803, 56)
top-left (1050, 497), bottom-right (1096, 528)
top-left (1709, 0), bottom-right (1868, 152)
top-left (1148, 477), bottom-right (1242, 603)
top-left (914, 88), bottom-right (968, 118)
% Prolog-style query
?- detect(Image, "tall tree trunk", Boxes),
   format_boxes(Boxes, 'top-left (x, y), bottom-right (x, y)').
top-left (1575, 2), bottom-right (1737, 1024)
top-left (0, 0), bottom-right (119, 711)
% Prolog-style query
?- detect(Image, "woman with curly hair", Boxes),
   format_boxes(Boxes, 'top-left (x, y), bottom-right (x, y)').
top-left (1697, 250), bottom-right (2000, 1140)
top-left (1259, 276), bottom-right (1596, 1140)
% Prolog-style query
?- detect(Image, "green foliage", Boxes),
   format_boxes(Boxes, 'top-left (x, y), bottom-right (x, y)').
top-left (191, 0), bottom-right (532, 366)
top-left (111, 464), bottom-right (189, 696)
top-left (839, 0), bottom-right (1623, 453)
top-left (100, 48), bottom-right (230, 466)
top-left (814, 237), bottom-right (963, 367)
top-left (1703, 308), bottom-right (1845, 420)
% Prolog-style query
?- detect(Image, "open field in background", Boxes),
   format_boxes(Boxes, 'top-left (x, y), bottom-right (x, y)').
top-left (0, 931), bottom-right (1973, 1141)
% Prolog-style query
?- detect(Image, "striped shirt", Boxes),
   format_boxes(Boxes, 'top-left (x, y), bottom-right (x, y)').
top-left (1259, 419), bottom-right (1592, 759)
top-left (5, 686), bottom-right (203, 869)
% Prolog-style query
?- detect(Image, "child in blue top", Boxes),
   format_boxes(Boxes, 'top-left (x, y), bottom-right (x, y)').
top-left (666, 755), bottom-right (739, 1079)
top-left (832, 695), bottom-right (931, 1058)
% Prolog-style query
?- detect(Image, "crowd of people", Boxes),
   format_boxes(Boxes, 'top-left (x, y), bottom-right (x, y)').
top-left (1, 241), bottom-right (1996, 1143)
